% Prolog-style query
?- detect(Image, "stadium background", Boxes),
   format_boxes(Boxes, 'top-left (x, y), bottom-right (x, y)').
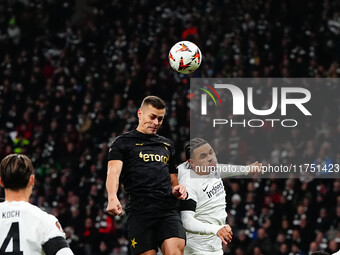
top-left (0, 0), bottom-right (339, 254)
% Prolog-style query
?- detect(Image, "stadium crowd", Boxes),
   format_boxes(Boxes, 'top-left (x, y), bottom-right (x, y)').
top-left (0, 0), bottom-right (339, 254)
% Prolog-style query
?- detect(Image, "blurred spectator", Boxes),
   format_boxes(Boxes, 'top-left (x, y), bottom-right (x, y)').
top-left (7, 17), bottom-right (21, 45)
top-left (248, 228), bottom-right (276, 255)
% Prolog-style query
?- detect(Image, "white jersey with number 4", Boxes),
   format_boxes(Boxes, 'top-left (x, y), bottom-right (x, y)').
top-left (0, 201), bottom-right (72, 255)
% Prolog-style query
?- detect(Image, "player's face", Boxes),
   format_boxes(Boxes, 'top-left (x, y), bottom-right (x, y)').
top-left (190, 143), bottom-right (218, 174)
top-left (137, 104), bottom-right (165, 135)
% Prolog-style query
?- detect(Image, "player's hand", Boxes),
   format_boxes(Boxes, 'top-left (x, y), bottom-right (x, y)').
top-left (217, 224), bottom-right (233, 244)
top-left (248, 161), bottom-right (263, 176)
top-left (172, 184), bottom-right (187, 200)
top-left (106, 197), bottom-right (123, 216)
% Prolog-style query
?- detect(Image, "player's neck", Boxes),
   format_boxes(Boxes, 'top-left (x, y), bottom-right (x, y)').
top-left (136, 125), bottom-right (145, 133)
top-left (5, 189), bottom-right (31, 202)
top-left (136, 126), bottom-right (156, 135)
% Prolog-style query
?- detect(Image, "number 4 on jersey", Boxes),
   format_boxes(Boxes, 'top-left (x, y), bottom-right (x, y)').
top-left (0, 222), bottom-right (23, 255)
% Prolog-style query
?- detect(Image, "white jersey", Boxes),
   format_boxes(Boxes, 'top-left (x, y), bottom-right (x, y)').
top-left (178, 162), bottom-right (227, 254)
top-left (178, 161), bottom-right (249, 255)
top-left (0, 201), bottom-right (70, 255)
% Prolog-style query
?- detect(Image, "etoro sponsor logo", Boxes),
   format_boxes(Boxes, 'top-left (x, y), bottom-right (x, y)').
top-left (139, 151), bottom-right (169, 164)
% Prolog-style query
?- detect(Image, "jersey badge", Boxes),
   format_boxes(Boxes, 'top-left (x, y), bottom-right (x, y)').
top-left (131, 238), bottom-right (138, 248)
top-left (55, 221), bottom-right (64, 233)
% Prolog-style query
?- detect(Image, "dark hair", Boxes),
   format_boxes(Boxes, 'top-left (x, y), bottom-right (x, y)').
top-left (310, 252), bottom-right (330, 255)
top-left (140, 96), bottom-right (166, 110)
top-left (184, 138), bottom-right (208, 160)
top-left (0, 154), bottom-right (34, 190)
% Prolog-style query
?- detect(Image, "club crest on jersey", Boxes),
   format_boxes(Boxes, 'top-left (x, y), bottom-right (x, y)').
top-left (56, 221), bottom-right (64, 232)
top-left (139, 151), bottom-right (169, 164)
top-left (163, 142), bottom-right (170, 150)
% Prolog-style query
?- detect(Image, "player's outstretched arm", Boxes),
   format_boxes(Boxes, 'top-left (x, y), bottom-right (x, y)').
top-left (218, 161), bottom-right (263, 178)
top-left (106, 160), bottom-right (123, 216)
top-left (181, 211), bottom-right (233, 243)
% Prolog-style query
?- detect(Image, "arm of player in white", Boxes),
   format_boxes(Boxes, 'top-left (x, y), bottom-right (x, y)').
top-left (217, 164), bottom-right (250, 178)
top-left (181, 210), bottom-right (222, 235)
top-left (218, 161), bottom-right (263, 178)
top-left (41, 214), bottom-right (74, 255)
top-left (332, 250), bottom-right (340, 255)
top-left (56, 247), bottom-right (74, 255)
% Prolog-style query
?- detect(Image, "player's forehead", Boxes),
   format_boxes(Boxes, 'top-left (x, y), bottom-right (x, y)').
top-left (193, 143), bottom-right (213, 157)
top-left (143, 104), bottom-right (166, 117)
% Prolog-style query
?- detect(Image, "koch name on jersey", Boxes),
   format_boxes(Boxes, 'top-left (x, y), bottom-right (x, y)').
top-left (0, 201), bottom-right (71, 254)
top-left (0, 154), bottom-right (73, 255)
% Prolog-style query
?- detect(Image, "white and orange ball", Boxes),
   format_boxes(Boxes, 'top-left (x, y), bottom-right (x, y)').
top-left (169, 41), bottom-right (202, 74)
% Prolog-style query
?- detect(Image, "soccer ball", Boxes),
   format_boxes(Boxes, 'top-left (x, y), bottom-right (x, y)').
top-left (169, 41), bottom-right (202, 74)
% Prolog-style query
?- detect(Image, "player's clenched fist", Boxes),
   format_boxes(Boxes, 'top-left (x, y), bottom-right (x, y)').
top-left (217, 224), bottom-right (233, 244)
top-left (106, 196), bottom-right (123, 216)
top-left (172, 184), bottom-right (188, 200)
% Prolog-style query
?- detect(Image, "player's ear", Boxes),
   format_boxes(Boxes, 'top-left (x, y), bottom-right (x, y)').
top-left (28, 175), bottom-right (35, 187)
top-left (188, 159), bottom-right (194, 167)
top-left (137, 108), bottom-right (142, 120)
top-left (0, 177), bottom-right (4, 188)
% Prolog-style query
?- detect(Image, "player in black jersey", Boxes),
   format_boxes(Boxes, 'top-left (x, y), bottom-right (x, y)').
top-left (106, 96), bottom-right (187, 255)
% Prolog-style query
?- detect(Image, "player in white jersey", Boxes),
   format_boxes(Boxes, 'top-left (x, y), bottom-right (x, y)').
top-left (178, 138), bottom-right (262, 255)
top-left (0, 154), bottom-right (74, 255)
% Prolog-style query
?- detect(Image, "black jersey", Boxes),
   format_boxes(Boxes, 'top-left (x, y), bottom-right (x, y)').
top-left (108, 129), bottom-right (178, 214)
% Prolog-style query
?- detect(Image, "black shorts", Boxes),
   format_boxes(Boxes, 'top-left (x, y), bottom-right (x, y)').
top-left (127, 210), bottom-right (186, 254)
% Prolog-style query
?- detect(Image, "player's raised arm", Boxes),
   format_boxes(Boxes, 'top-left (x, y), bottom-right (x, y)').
top-left (106, 160), bottom-right (123, 216)
top-left (218, 161), bottom-right (263, 178)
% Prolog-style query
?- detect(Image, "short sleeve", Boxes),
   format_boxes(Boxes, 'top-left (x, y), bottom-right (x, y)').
top-left (41, 214), bottom-right (66, 244)
top-left (179, 180), bottom-right (198, 211)
top-left (108, 137), bottom-right (124, 161)
top-left (184, 182), bottom-right (198, 203)
top-left (179, 172), bottom-right (198, 203)
top-left (168, 143), bottom-right (177, 174)
top-left (41, 213), bottom-right (71, 255)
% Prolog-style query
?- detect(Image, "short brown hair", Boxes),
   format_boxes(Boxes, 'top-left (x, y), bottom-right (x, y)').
top-left (140, 96), bottom-right (166, 110)
top-left (0, 154), bottom-right (34, 190)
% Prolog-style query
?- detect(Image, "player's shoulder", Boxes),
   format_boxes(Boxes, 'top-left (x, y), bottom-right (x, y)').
top-left (154, 134), bottom-right (174, 147)
top-left (110, 130), bottom-right (135, 146)
top-left (0, 201), bottom-right (58, 224)
top-left (178, 161), bottom-right (202, 187)
top-left (25, 203), bottom-right (57, 221)
top-left (178, 161), bottom-right (190, 182)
